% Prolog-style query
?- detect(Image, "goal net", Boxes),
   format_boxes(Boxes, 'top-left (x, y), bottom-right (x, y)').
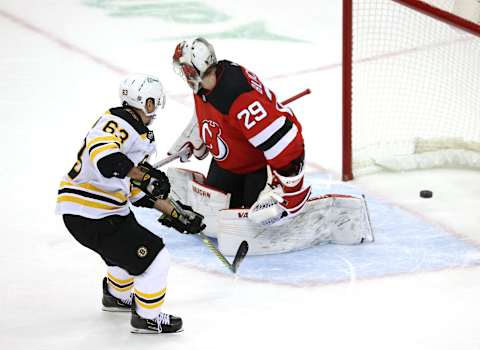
top-left (343, 0), bottom-right (480, 180)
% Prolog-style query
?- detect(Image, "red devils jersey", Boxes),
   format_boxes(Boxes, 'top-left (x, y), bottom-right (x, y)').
top-left (194, 60), bottom-right (304, 174)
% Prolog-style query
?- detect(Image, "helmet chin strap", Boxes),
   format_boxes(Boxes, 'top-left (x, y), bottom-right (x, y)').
top-left (146, 112), bottom-right (156, 117)
top-left (142, 109), bottom-right (157, 125)
top-left (145, 112), bottom-right (156, 122)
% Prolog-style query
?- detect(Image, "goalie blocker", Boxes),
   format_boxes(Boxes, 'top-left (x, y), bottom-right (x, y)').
top-left (166, 168), bottom-right (374, 256)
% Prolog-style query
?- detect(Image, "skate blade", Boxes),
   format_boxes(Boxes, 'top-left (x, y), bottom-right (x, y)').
top-left (101, 306), bottom-right (131, 313)
top-left (130, 327), bottom-right (184, 334)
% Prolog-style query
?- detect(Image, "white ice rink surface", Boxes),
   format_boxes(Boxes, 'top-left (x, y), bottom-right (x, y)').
top-left (1, 1), bottom-right (479, 349)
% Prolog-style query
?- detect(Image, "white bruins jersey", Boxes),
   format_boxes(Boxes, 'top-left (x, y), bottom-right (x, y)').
top-left (56, 108), bottom-right (156, 219)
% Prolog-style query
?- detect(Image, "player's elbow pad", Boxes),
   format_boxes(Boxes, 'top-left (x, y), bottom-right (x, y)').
top-left (97, 152), bottom-right (134, 179)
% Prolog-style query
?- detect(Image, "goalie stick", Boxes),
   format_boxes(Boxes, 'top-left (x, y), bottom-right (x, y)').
top-left (280, 88), bottom-right (311, 105)
top-left (197, 233), bottom-right (249, 274)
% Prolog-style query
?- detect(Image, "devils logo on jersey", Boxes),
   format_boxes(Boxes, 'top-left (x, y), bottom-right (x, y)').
top-left (201, 120), bottom-right (229, 161)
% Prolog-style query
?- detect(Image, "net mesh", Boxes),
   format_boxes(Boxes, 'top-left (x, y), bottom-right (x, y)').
top-left (351, 0), bottom-right (480, 175)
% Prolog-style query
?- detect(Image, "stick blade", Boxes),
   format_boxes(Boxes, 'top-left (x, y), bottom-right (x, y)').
top-left (232, 241), bottom-right (249, 273)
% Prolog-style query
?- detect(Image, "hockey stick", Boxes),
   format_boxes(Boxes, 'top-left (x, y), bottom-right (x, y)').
top-left (167, 198), bottom-right (249, 274)
top-left (152, 146), bottom-right (191, 169)
top-left (281, 88), bottom-right (311, 105)
top-left (197, 233), bottom-right (249, 274)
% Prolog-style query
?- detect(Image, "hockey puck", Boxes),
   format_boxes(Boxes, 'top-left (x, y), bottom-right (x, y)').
top-left (419, 190), bottom-right (433, 198)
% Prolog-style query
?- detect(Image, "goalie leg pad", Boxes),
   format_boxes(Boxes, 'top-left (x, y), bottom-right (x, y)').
top-left (167, 167), bottom-right (231, 238)
top-left (324, 195), bottom-right (374, 244)
top-left (218, 194), bottom-right (374, 256)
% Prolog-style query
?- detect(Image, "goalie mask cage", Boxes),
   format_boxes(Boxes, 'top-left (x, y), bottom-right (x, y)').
top-left (342, 0), bottom-right (480, 180)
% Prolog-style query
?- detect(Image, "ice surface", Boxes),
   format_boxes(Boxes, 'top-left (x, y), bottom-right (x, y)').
top-left (1, 1), bottom-right (479, 349)
top-left (134, 173), bottom-right (480, 285)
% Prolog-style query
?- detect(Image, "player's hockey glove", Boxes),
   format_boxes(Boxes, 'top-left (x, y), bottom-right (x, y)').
top-left (158, 199), bottom-right (206, 234)
top-left (131, 162), bottom-right (171, 200)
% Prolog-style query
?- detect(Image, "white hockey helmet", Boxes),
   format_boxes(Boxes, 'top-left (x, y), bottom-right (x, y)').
top-left (172, 37), bottom-right (217, 92)
top-left (119, 74), bottom-right (166, 118)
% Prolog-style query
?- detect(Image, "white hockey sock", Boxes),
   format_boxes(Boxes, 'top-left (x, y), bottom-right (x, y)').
top-left (134, 248), bottom-right (170, 319)
top-left (106, 266), bottom-right (133, 302)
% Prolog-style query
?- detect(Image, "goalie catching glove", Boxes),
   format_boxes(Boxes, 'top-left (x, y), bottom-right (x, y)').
top-left (249, 163), bottom-right (311, 227)
top-left (158, 199), bottom-right (206, 234)
top-left (167, 114), bottom-right (208, 162)
top-left (131, 162), bottom-right (171, 200)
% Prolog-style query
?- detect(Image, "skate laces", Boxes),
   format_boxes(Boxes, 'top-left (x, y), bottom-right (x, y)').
top-left (156, 312), bottom-right (171, 325)
top-left (119, 294), bottom-right (132, 306)
top-left (121, 297), bottom-right (132, 306)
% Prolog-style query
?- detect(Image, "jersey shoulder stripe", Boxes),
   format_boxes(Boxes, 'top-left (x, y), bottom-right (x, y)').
top-left (87, 135), bottom-right (121, 150)
top-left (89, 143), bottom-right (120, 162)
top-left (203, 60), bottom-right (253, 115)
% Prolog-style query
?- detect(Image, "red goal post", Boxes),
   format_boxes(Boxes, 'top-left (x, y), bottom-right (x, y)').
top-left (342, 0), bottom-right (480, 180)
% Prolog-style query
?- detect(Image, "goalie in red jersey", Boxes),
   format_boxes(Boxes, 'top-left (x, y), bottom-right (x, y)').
top-left (169, 37), bottom-right (311, 227)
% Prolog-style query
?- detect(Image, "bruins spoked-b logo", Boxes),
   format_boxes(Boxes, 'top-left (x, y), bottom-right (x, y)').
top-left (201, 120), bottom-right (229, 161)
top-left (137, 246), bottom-right (148, 258)
top-left (147, 131), bottom-right (155, 142)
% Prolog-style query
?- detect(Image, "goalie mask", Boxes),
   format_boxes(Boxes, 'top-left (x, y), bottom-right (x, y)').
top-left (172, 37), bottom-right (217, 93)
top-left (119, 74), bottom-right (166, 119)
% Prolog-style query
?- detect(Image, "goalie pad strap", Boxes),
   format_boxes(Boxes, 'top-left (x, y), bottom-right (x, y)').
top-left (279, 186), bottom-right (311, 214)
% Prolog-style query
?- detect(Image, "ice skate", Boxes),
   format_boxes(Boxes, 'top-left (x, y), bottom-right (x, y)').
top-left (101, 277), bottom-right (131, 312)
top-left (130, 301), bottom-right (183, 334)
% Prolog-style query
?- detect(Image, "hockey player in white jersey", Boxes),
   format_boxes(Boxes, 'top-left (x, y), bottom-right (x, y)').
top-left (56, 74), bottom-right (204, 334)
